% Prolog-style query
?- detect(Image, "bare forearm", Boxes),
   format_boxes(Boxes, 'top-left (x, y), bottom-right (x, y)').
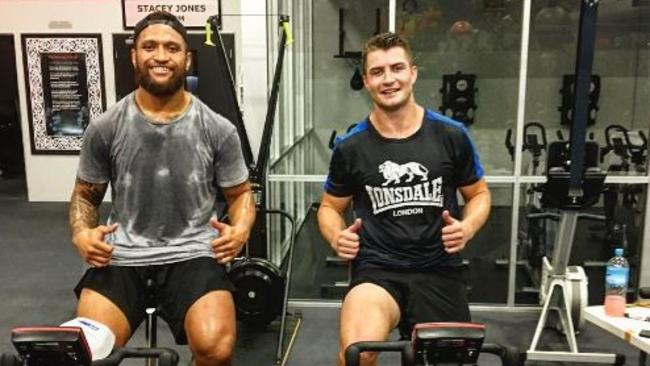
top-left (69, 179), bottom-right (107, 237)
top-left (226, 188), bottom-right (256, 235)
top-left (461, 190), bottom-right (491, 240)
top-left (317, 204), bottom-right (347, 248)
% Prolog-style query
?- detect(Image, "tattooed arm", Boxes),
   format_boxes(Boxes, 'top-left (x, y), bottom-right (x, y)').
top-left (69, 178), bottom-right (116, 267)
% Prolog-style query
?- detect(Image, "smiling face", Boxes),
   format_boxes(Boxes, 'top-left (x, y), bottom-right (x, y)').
top-left (363, 46), bottom-right (418, 112)
top-left (131, 23), bottom-right (191, 97)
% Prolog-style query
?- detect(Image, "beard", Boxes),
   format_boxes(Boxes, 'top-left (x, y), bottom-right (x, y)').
top-left (134, 63), bottom-right (185, 97)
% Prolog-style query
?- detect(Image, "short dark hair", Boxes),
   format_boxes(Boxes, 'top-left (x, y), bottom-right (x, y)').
top-left (133, 11), bottom-right (188, 47)
top-left (361, 32), bottom-right (414, 73)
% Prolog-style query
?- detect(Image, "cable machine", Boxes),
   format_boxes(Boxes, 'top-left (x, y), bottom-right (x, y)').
top-left (204, 12), bottom-right (298, 364)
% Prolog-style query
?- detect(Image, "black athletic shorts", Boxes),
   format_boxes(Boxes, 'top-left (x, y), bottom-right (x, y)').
top-left (349, 266), bottom-right (470, 337)
top-left (74, 257), bottom-right (234, 344)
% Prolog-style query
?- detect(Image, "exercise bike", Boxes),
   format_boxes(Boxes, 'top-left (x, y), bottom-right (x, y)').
top-left (598, 124), bottom-right (647, 259)
top-left (344, 322), bottom-right (521, 366)
top-left (503, 122), bottom-right (550, 298)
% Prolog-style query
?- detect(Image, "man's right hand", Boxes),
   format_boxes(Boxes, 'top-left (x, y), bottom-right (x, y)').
top-left (72, 224), bottom-right (118, 267)
top-left (331, 218), bottom-right (362, 260)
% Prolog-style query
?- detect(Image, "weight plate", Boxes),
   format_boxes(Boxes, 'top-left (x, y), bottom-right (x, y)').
top-left (229, 258), bottom-right (285, 328)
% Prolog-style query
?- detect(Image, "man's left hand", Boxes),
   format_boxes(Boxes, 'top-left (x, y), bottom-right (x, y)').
top-left (210, 218), bottom-right (249, 263)
top-left (441, 210), bottom-right (471, 254)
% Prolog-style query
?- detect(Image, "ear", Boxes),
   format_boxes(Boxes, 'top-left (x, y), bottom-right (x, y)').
top-left (130, 48), bottom-right (136, 69)
top-left (185, 51), bottom-right (192, 72)
top-left (362, 71), bottom-right (369, 90)
top-left (411, 64), bottom-right (418, 85)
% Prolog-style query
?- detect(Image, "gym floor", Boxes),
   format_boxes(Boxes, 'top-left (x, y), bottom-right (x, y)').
top-left (0, 182), bottom-right (642, 365)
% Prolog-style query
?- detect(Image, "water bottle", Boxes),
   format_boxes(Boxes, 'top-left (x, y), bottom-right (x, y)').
top-left (604, 247), bottom-right (629, 317)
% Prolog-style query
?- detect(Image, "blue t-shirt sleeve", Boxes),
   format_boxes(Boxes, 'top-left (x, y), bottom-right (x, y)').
top-left (454, 127), bottom-right (484, 186)
top-left (324, 145), bottom-right (354, 197)
top-left (77, 123), bottom-right (111, 184)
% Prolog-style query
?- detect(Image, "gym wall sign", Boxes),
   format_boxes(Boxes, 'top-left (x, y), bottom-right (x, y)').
top-left (121, 0), bottom-right (219, 29)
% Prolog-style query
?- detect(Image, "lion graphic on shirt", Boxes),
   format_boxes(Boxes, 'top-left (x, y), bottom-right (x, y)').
top-left (378, 161), bottom-right (429, 186)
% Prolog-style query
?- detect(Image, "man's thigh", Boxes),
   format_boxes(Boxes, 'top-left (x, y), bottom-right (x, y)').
top-left (77, 288), bottom-right (135, 347)
top-left (75, 266), bottom-right (149, 346)
top-left (158, 257), bottom-right (234, 344)
top-left (340, 282), bottom-right (401, 344)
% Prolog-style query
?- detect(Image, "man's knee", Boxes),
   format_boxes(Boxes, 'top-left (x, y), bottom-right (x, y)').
top-left (358, 352), bottom-right (378, 366)
top-left (185, 291), bottom-right (236, 364)
top-left (339, 344), bottom-right (379, 366)
top-left (191, 334), bottom-right (235, 365)
top-left (339, 329), bottom-right (385, 365)
top-left (340, 285), bottom-right (400, 342)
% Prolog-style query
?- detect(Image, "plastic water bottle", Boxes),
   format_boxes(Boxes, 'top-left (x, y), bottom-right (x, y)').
top-left (604, 247), bottom-right (629, 317)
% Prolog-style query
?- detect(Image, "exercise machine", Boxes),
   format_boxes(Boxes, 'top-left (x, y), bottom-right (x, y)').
top-left (600, 124), bottom-right (647, 174)
top-left (0, 326), bottom-right (178, 366)
top-left (532, 141), bottom-right (603, 326)
top-left (599, 123), bottom-right (647, 249)
top-left (344, 322), bottom-right (521, 366)
top-left (204, 13), bottom-right (301, 364)
top-left (527, 2), bottom-right (622, 363)
top-left (502, 122), bottom-right (550, 299)
top-left (526, 147), bottom-right (623, 365)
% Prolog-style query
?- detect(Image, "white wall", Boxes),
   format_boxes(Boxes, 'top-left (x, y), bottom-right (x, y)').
top-left (0, 0), bottom-right (263, 201)
top-left (239, 1), bottom-right (268, 162)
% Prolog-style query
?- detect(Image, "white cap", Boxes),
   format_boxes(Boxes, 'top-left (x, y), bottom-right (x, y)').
top-left (60, 317), bottom-right (116, 360)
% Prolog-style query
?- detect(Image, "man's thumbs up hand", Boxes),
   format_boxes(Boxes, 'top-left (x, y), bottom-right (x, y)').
top-left (331, 218), bottom-right (362, 260)
top-left (441, 210), bottom-right (469, 254)
top-left (210, 218), bottom-right (248, 264)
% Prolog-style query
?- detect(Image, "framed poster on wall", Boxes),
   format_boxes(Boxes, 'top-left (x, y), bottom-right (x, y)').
top-left (21, 34), bottom-right (105, 154)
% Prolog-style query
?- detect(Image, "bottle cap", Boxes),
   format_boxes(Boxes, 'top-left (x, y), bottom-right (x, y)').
top-left (614, 248), bottom-right (624, 256)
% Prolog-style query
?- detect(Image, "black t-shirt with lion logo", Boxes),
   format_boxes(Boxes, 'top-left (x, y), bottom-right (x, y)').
top-left (324, 109), bottom-right (484, 270)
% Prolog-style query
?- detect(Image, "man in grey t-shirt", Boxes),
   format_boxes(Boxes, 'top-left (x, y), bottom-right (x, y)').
top-left (69, 11), bottom-right (255, 365)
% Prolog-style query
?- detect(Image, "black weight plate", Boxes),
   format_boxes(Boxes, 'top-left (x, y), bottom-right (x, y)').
top-left (229, 258), bottom-right (285, 327)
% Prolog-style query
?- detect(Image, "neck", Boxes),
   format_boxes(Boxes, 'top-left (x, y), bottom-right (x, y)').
top-left (369, 101), bottom-right (424, 138)
top-left (135, 87), bottom-right (190, 122)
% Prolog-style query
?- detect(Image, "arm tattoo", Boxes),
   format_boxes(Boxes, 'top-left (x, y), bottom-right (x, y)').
top-left (69, 178), bottom-right (108, 236)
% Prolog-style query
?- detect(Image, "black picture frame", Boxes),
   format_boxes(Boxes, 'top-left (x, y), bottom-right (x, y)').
top-left (21, 34), bottom-right (105, 155)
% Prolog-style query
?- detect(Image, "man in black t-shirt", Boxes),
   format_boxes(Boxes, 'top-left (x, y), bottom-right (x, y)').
top-left (317, 33), bottom-right (491, 366)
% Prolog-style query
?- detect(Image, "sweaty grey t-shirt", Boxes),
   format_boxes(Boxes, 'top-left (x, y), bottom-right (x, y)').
top-left (77, 93), bottom-right (249, 266)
